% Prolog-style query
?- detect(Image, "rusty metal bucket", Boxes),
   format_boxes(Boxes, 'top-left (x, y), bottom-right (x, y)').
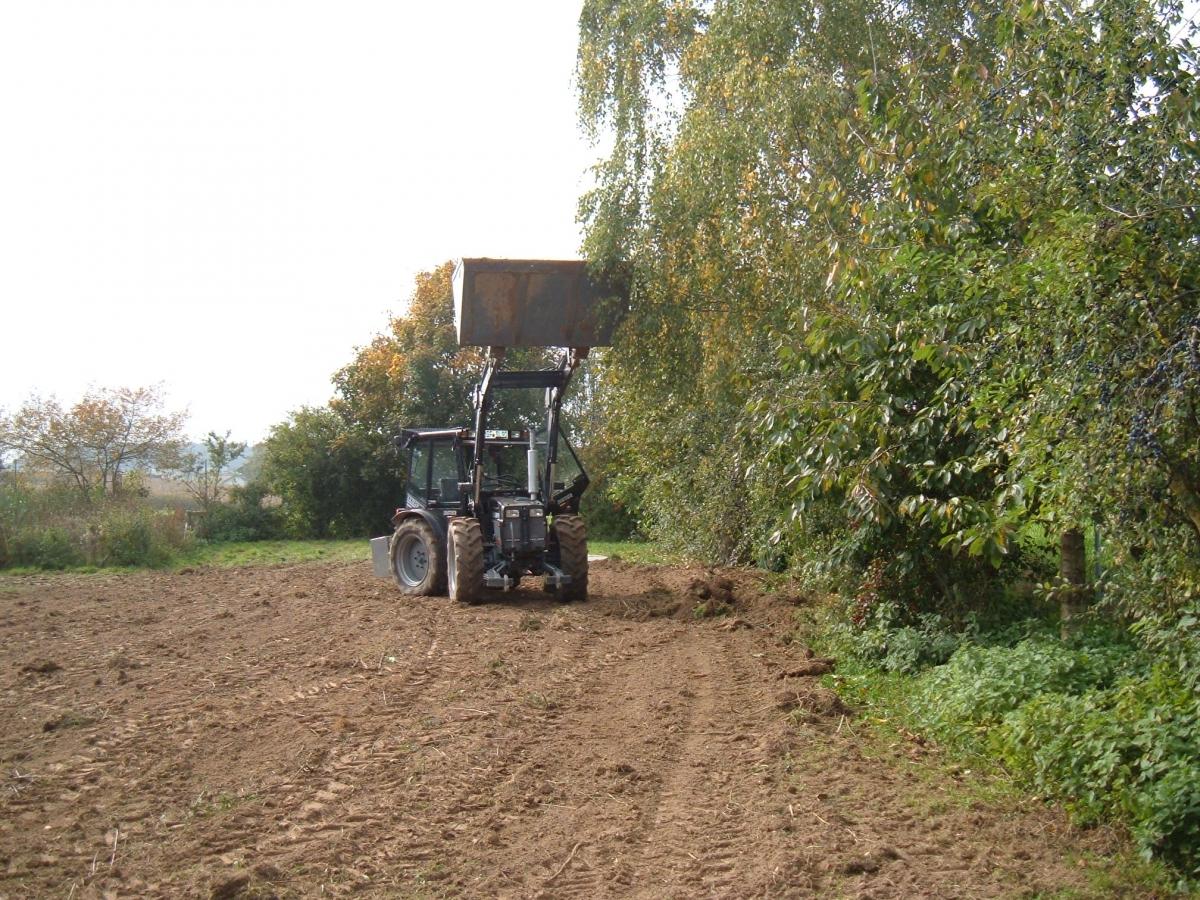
top-left (452, 258), bottom-right (626, 348)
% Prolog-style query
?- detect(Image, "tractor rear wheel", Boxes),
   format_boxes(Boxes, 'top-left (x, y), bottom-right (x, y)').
top-left (447, 518), bottom-right (485, 604)
top-left (550, 514), bottom-right (588, 602)
top-left (389, 518), bottom-right (446, 596)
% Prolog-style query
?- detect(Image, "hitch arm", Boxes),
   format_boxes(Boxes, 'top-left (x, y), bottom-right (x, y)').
top-left (470, 349), bottom-right (504, 512)
top-left (543, 348), bottom-right (586, 496)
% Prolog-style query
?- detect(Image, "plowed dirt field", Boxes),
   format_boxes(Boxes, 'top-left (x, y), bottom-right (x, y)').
top-left (1, 560), bottom-right (1123, 899)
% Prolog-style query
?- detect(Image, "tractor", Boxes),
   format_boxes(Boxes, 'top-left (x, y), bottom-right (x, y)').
top-left (369, 258), bottom-right (625, 604)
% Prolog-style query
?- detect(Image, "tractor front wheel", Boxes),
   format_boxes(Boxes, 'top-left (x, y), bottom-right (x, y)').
top-left (447, 518), bottom-right (485, 604)
top-left (550, 514), bottom-right (588, 602)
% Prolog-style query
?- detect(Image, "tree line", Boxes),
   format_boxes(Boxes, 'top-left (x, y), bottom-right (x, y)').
top-left (0, 385), bottom-right (250, 566)
top-left (575, 0), bottom-right (1199, 875)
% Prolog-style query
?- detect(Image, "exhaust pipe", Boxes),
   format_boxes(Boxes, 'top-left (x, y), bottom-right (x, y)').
top-left (527, 431), bottom-right (539, 498)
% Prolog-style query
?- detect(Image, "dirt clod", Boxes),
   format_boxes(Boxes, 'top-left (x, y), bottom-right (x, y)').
top-left (774, 679), bottom-right (851, 718)
top-left (775, 657), bottom-right (836, 678)
top-left (839, 853), bottom-right (882, 875)
top-left (210, 873), bottom-right (251, 899)
top-left (20, 658), bottom-right (61, 674)
top-left (105, 649), bottom-right (142, 670)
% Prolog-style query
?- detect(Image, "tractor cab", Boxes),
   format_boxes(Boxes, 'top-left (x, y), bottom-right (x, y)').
top-left (397, 426), bottom-right (588, 517)
top-left (399, 428), bottom-right (467, 513)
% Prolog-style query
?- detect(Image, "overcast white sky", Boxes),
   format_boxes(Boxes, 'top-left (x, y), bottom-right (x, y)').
top-left (1, 2), bottom-right (599, 443)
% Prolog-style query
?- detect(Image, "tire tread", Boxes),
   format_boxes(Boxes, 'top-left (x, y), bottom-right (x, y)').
top-left (552, 514), bottom-right (588, 602)
top-left (448, 518), bottom-right (485, 604)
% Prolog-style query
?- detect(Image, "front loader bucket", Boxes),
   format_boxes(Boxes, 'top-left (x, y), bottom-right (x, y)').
top-left (452, 258), bottom-right (626, 348)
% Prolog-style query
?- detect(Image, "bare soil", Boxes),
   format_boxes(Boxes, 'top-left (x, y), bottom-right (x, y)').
top-left (1, 560), bottom-right (1127, 899)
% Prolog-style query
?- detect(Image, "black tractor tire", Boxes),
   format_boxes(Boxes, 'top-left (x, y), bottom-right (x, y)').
top-left (447, 518), bottom-right (485, 605)
top-left (389, 518), bottom-right (446, 596)
top-left (550, 514), bottom-right (588, 602)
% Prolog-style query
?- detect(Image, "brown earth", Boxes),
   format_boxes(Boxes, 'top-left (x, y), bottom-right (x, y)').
top-left (0, 559), bottom-right (1128, 899)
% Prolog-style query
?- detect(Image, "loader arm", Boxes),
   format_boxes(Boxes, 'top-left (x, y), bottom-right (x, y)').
top-left (468, 347), bottom-right (586, 515)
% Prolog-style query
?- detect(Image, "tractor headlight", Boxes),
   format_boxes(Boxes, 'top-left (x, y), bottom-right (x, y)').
top-left (505, 508), bottom-right (522, 519)
top-left (529, 508), bottom-right (544, 517)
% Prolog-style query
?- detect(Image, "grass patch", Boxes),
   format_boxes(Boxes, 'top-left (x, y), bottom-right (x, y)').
top-left (5, 537), bottom-right (668, 574)
top-left (42, 710), bottom-right (98, 732)
top-left (174, 540), bottom-right (368, 569)
top-left (789, 713), bottom-right (1181, 899)
top-left (188, 790), bottom-right (258, 819)
top-left (524, 691), bottom-right (556, 709)
top-left (3, 538), bottom-right (370, 574)
top-left (807, 620), bottom-right (1199, 897)
top-left (1, 563), bottom-right (142, 576)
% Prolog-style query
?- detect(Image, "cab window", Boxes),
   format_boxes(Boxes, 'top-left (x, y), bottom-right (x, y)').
top-left (430, 441), bottom-right (460, 502)
top-left (407, 442), bottom-right (429, 507)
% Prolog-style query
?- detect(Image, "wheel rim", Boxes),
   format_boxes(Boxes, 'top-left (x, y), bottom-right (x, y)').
top-left (447, 530), bottom-right (458, 595)
top-left (394, 533), bottom-right (429, 586)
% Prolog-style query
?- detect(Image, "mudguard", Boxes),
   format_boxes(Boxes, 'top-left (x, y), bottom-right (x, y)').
top-left (390, 507), bottom-right (450, 542)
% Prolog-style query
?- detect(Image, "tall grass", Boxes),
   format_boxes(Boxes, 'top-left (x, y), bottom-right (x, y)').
top-left (0, 474), bottom-right (188, 570)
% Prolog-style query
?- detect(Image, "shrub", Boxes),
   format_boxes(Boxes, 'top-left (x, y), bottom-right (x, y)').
top-left (915, 633), bottom-right (1199, 880)
top-left (580, 482), bottom-right (638, 541)
top-left (1132, 600), bottom-right (1200, 693)
top-left (7, 525), bottom-right (82, 569)
top-left (97, 504), bottom-right (181, 567)
top-left (916, 635), bottom-right (1129, 738)
top-left (830, 599), bottom-right (970, 675)
top-left (1000, 669), bottom-right (1200, 878)
top-left (203, 485), bottom-right (284, 543)
top-left (0, 473), bottom-right (187, 569)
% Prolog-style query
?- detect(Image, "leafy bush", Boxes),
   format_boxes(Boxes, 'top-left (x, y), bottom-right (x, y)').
top-left (97, 504), bottom-right (181, 567)
top-left (203, 485), bottom-right (284, 543)
top-left (822, 548), bottom-right (1045, 677)
top-left (579, 469), bottom-right (639, 541)
top-left (1001, 669), bottom-right (1200, 879)
top-left (1132, 600), bottom-right (1200, 693)
top-left (916, 636), bottom-right (1129, 738)
top-left (6, 525), bottom-right (81, 569)
top-left (257, 407), bottom-right (401, 539)
top-left (630, 450), bottom-right (783, 566)
top-left (915, 633), bottom-right (1199, 880)
top-left (0, 473), bottom-right (187, 569)
top-left (831, 599), bottom-right (969, 676)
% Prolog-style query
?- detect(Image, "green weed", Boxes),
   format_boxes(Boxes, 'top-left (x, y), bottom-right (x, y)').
top-left (174, 540), bottom-right (368, 569)
top-left (524, 691), bottom-right (555, 710)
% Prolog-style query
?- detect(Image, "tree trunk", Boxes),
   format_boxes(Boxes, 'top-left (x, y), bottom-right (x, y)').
top-left (1168, 467), bottom-right (1200, 546)
top-left (1060, 527), bottom-right (1088, 639)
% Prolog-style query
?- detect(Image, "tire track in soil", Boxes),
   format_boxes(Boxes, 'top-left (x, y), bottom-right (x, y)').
top-left (0, 561), bottom-right (1132, 899)
top-left (624, 634), bottom-right (775, 899)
